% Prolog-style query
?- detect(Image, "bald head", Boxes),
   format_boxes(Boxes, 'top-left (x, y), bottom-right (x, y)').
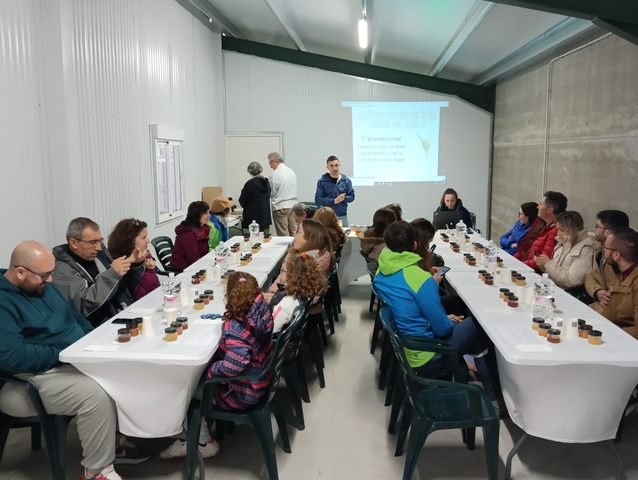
top-left (9, 241), bottom-right (53, 270)
top-left (5, 241), bottom-right (55, 296)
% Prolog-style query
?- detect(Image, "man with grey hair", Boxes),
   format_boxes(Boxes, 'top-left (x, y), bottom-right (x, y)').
top-left (52, 217), bottom-right (146, 326)
top-left (239, 161), bottom-right (272, 233)
top-left (267, 152), bottom-right (298, 236)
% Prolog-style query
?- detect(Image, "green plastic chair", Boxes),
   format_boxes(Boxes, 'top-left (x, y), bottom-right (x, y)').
top-left (184, 316), bottom-right (299, 480)
top-left (0, 373), bottom-right (73, 479)
top-left (379, 307), bottom-right (500, 480)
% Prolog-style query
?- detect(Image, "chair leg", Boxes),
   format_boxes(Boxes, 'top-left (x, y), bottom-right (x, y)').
top-left (185, 403), bottom-right (203, 480)
top-left (402, 416), bottom-right (434, 480)
top-left (39, 416), bottom-right (65, 480)
top-left (296, 356), bottom-right (310, 403)
top-left (315, 314), bottom-right (328, 347)
top-left (215, 419), bottom-right (226, 442)
top-left (482, 419), bottom-right (500, 480)
top-left (0, 417), bottom-right (12, 465)
top-left (370, 313), bottom-right (382, 355)
top-left (31, 423), bottom-right (42, 450)
top-left (270, 401), bottom-right (292, 453)
top-left (389, 381), bottom-right (406, 435)
top-left (395, 400), bottom-right (412, 457)
top-left (53, 416), bottom-right (70, 480)
top-left (324, 307), bottom-right (335, 336)
top-left (378, 332), bottom-right (392, 390)
top-left (369, 290), bottom-right (376, 312)
top-left (384, 357), bottom-right (398, 407)
top-left (465, 427), bottom-right (476, 451)
top-left (250, 410), bottom-right (280, 480)
top-left (305, 327), bottom-right (326, 388)
top-left (282, 366), bottom-right (305, 431)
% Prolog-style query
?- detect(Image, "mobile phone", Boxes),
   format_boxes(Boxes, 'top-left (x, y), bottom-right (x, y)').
top-left (435, 266), bottom-right (451, 277)
top-left (112, 318), bottom-right (135, 325)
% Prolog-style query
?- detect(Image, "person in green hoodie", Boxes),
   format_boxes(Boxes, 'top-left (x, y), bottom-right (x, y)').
top-left (0, 241), bottom-right (147, 480)
top-left (373, 221), bottom-right (501, 404)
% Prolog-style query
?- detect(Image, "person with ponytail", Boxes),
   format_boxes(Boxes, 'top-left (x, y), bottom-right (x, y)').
top-left (159, 272), bottom-right (274, 460)
top-left (269, 251), bottom-right (328, 333)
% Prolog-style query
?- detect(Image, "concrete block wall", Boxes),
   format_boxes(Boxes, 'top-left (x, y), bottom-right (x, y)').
top-left (491, 34), bottom-right (638, 241)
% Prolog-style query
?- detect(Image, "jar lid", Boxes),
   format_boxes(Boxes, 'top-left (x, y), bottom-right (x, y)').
top-left (478, 270), bottom-right (487, 273)
top-left (548, 328), bottom-right (561, 335)
top-left (500, 288), bottom-right (510, 292)
top-left (118, 328), bottom-right (129, 335)
top-left (539, 323), bottom-right (551, 329)
top-left (497, 257), bottom-right (503, 261)
top-left (165, 327), bottom-right (177, 333)
top-left (170, 321), bottom-right (179, 328)
top-left (194, 298), bottom-right (204, 304)
top-left (126, 323), bottom-right (134, 330)
top-left (533, 318), bottom-right (545, 324)
top-left (506, 292), bottom-right (515, 297)
top-left (177, 316), bottom-right (188, 322)
top-left (517, 276), bottom-right (526, 280)
top-left (484, 275), bottom-right (493, 279)
top-left (511, 270), bottom-right (518, 274)
top-left (204, 290), bottom-right (214, 295)
top-left (227, 270), bottom-right (236, 273)
top-left (199, 293), bottom-right (208, 299)
top-left (509, 296), bottom-right (518, 301)
top-left (577, 319), bottom-right (586, 326)
top-left (468, 256), bottom-right (475, 260)
top-left (199, 270), bottom-right (205, 274)
top-left (463, 253), bottom-right (472, 257)
top-left (134, 317), bottom-right (143, 322)
top-left (589, 330), bottom-right (602, 337)
top-left (191, 274), bottom-right (200, 279)
top-left (580, 324), bottom-right (593, 331)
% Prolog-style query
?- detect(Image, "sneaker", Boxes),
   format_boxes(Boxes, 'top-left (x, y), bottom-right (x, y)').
top-left (114, 438), bottom-right (152, 465)
top-left (159, 438), bottom-right (220, 459)
top-left (81, 464), bottom-right (123, 480)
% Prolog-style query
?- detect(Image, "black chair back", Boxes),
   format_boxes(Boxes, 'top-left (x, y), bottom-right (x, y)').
top-left (266, 312), bottom-right (300, 402)
top-left (151, 236), bottom-right (179, 272)
top-left (282, 298), bottom-right (312, 362)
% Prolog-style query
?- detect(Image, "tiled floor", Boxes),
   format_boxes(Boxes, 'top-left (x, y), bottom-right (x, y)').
top-left (2, 278), bottom-right (638, 479)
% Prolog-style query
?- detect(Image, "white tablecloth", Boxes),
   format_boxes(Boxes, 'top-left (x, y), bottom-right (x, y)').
top-left (59, 236), bottom-right (290, 438)
top-left (338, 235), bottom-right (369, 289)
top-left (445, 266), bottom-right (638, 443)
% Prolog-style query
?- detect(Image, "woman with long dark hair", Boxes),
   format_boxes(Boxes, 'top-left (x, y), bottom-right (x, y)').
top-left (435, 188), bottom-right (473, 228)
top-left (360, 208), bottom-right (397, 263)
top-left (171, 201), bottom-right (211, 270)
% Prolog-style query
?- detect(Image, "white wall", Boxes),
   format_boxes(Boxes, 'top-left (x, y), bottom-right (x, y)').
top-left (0, 0), bottom-right (225, 261)
top-left (223, 52), bottom-right (492, 232)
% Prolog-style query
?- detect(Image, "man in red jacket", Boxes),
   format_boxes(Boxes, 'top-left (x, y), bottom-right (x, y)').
top-left (514, 191), bottom-right (568, 271)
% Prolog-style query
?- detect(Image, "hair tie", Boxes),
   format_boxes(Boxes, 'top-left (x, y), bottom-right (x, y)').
top-left (239, 277), bottom-right (247, 282)
top-left (301, 251), bottom-right (307, 257)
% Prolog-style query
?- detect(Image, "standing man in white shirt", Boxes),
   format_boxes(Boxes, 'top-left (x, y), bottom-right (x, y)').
top-left (268, 152), bottom-right (298, 236)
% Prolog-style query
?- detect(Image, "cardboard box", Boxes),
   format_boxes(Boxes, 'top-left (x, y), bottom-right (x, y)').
top-left (201, 186), bottom-right (223, 206)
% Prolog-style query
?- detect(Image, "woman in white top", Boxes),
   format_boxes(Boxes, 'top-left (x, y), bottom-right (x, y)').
top-left (270, 251), bottom-right (327, 333)
top-left (535, 211), bottom-right (596, 291)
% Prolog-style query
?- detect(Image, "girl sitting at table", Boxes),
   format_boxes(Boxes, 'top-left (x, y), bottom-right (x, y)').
top-left (171, 201), bottom-right (211, 271)
top-left (268, 219), bottom-right (334, 294)
top-left (313, 207), bottom-right (347, 250)
top-left (360, 207), bottom-right (397, 264)
top-left (269, 251), bottom-right (327, 333)
top-left (499, 202), bottom-right (538, 255)
top-left (160, 272), bottom-right (274, 460)
top-left (108, 218), bottom-right (160, 300)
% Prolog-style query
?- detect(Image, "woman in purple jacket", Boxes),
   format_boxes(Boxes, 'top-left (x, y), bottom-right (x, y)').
top-left (108, 218), bottom-right (161, 300)
top-left (500, 202), bottom-right (538, 255)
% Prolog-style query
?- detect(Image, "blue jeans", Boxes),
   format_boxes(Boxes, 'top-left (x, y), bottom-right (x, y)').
top-left (414, 317), bottom-right (500, 401)
top-left (337, 216), bottom-right (349, 227)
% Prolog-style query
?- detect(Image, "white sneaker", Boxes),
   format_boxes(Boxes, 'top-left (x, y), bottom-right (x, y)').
top-left (82, 464), bottom-right (123, 480)
top-left (159, 438), bottom-right (220, 459)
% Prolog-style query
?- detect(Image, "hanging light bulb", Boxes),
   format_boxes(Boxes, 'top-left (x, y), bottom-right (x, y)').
top-left (358, 18), bottom-right (368, 49)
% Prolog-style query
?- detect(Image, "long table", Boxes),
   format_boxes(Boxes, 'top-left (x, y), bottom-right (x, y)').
top-left (59, 235), bottom-right (292, 438)
top-left (434, 232), bottom-right (638, 478)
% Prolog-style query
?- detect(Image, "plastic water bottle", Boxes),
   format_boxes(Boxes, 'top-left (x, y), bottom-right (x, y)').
top-left (485, 240), bottom-right (499, 272)
top-left (456, 219), bottom-right (467, 238)
top-left (249, 220), bottom-right (260, 245)
top-left (162, 273), bottom-right (181, 309)
top-left (532, 273), bottom-right (555, 321)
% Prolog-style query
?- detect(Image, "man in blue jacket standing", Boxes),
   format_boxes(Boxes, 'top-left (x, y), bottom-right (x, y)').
top-left (314, 155), bottom-right (355, 227)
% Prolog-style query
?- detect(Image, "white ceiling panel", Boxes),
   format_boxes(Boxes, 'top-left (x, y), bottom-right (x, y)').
top-left (207, 0), bottom-right (297, 49)
top-left (439, 4), bottom-right (567, 81)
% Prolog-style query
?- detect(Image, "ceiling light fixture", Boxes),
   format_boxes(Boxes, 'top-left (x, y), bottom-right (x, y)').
top-left (358, 17), bottom-right (368, 49)
top-left (209, 17), bottom-right (213, 23)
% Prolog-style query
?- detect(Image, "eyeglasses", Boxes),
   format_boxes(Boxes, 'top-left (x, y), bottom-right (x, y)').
top-left (74, 238), bottom-right (104, 247)
top-left (14, 265), bottom-right (55, 281)
top-left (594, 225), bottom-right (606, 231)
top-left (602, 246), bottom-right (622, 254)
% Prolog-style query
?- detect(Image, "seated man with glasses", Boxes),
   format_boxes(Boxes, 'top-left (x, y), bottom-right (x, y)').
top-left (586, 228), bottom-right (638, 339)
top-left (53, 217), bottom-right (146, 326)
top-left (0, 241), bottom-right (149, 480)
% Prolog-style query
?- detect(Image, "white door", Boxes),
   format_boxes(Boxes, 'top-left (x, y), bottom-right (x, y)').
top-left (225, 133), bottom-right (283, 204)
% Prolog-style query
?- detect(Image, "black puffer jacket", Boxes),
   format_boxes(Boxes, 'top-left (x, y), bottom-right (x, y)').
top-left (435, 197), bottom-right (473, 229)
top-left (239, 176), bottom-right (272, 230)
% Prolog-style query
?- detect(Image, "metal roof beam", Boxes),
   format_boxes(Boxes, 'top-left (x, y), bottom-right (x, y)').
top-left (593, 18), bottom-right (638, 47)
top-left (471, 18), bottom-right (598, 85)
top-left (263, 0), bottom-right (307, 51)
top-left (428, 1), bottom-right (495, 77)
top-left (185, 0), bottom-right (245, 38)
top-left (488, 0), bottom-right (638, 26)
